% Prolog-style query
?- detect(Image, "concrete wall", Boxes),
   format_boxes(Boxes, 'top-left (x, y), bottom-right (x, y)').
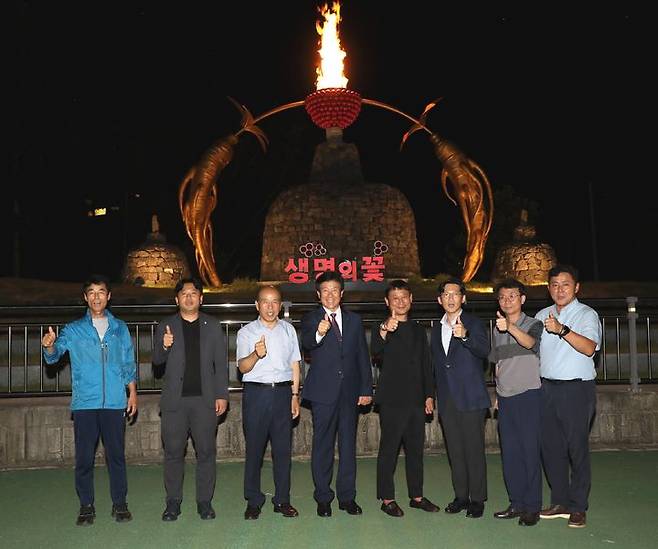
top-left (1, 386), bottom-right (656, 470)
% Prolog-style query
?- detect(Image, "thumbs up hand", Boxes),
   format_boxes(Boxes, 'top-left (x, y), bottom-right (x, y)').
top-left (495, 310), bottom-right (509, 332)
top-left (318, 314), bottom-right (332, 337)
top-left (255, 335), bottom-right (267, 359)
top-left (42, 326), bottom-right (57, 348)
top-left (384, 311), bottom-right (399, 332)
top-left (452, 315), bottom-right (468, 339)
top-left (163, 325), bottom-right (174, 349)
top-left (544, 311), bottom-right (562, 335)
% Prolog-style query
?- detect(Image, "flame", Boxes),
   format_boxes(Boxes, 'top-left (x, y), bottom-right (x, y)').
top-left (315, 2), bottom-right (348, 89)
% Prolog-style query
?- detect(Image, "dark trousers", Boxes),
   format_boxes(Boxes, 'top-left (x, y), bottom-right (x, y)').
top-left (242, 383), bottom-right (293, 507)
top-left (377, 405), bottom-right (426, 500)
top-left (310, 386), bottom-right (358, 503)
top-left (73, 409), bottom-right (127, 506)
top-left (541, 380), bottom-right (596, 512)
top-left (440, 397), bottom-right (487, 503)
top-left (498, 389), bottom-right (542, 512)
top-left (161, 396), bottom-right (218, 504)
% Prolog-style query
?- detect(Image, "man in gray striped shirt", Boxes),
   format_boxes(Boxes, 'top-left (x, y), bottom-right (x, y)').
top-left (489, 279), bottom-right (543, 527)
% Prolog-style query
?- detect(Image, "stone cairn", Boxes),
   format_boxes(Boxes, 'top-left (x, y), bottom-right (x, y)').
top-left (123, 215), bottom-right (191, 287)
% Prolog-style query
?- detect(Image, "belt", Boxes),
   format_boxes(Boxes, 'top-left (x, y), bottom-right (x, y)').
top-left (541, 377), bottom-right (583, 384)
top-left (243, 381), bottom-right (292, 387)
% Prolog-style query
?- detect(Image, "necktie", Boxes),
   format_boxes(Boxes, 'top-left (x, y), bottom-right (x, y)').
top-left (330, 312), bottom-right (342, 343)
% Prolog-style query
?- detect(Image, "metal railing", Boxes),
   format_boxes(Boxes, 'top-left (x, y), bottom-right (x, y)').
top-left (1, 300), bottom-right (656, 396)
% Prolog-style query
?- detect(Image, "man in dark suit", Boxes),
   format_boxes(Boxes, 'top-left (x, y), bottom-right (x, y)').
top-left (430, 277), bottom-right (490, 518)
top-left (153, 278), bottom-right (229, 522)
top-left (301, 270), bottom-right (373, 517)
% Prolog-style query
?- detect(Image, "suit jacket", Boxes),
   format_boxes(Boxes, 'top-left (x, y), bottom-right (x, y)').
top-left (153, 312), bottom-right (229, 411)
top-left (301, 306), bottom-right (373, 405)
top-left (430, 310), bottom-right (491, 414)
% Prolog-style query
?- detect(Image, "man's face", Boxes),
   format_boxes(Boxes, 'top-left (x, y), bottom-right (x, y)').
top-left (548, 272), bottom-right (579, 309)
top-left (497, 287), bottom-right (526, 316)
top-left (175, 283), bottom-right (203, 315)
top-left (317, 280), bottom-right (343, 312)
top-left (438, 283), bottom-right (465, 314)
top-left (83, 283), bottom-right (110, 316)
top-left (256, 287), bottom-right (282, 323)
top-left (385, 288), bottom-right (412, 318)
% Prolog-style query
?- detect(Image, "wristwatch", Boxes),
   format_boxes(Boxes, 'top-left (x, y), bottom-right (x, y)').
top-left (380, 322), bottom-right (387, 331)
top-left (559, 325), bottom-right (571, 339)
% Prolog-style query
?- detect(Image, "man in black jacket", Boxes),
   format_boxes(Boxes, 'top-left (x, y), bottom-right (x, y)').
top-left (371, 280), bottom-right (439, 517)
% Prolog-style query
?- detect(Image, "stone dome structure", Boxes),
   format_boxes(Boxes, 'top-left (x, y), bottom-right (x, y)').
top-left (491, 209), bottom-right (557, 286)
top-left (123, 215), bottom-right (191, 288)
top-left (260, 129), bottom-right (421, 281)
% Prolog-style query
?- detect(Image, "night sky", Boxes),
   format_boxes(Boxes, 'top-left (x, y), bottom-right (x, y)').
top-left (7, 4), bottom-right (652, 283)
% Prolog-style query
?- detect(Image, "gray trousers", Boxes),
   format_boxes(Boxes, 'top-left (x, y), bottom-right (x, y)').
top-left (161, 396), bottom-right (218, 503)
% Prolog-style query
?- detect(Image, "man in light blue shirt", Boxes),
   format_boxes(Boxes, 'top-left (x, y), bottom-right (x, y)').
top-left (534, 265), bottom-right (601, 529)
top-left (237, 285), bottom-right (301, 520)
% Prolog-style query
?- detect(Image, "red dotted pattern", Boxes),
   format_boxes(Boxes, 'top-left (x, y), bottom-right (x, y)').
top-left (304, 88), bottom-right (362, 129)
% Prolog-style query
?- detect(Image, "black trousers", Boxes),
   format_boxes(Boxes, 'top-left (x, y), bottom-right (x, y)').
top-left (73, 409), bottom-right (127, 506)
top-left (242, 383), bottom-right (293, 507)
top-left (540, 380), bottom-right (596, 512)
top-left (161, 396), bottom-right (218, 504)
top-left (498, 388), bottom-right (542, 512)
top-left (440, 397), bottom-right (487, 503)
top-left (377, 404), bottom-right (426, 500)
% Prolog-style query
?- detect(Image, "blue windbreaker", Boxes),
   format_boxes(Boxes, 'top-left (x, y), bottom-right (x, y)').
top-left (43, 309), bottom-right (137, 410)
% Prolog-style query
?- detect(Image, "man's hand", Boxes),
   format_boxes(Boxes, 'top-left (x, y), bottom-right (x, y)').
top-left (215, 399), bottom-right (228, 416)
top-left (424, 397), bottom-right (434, 415)
top-left (495, 311), bottom-right (509, 332)
top-left (357, 396), bottom-right (372, 406)
top-left (544, 312), bottom-right (562, 335)
top-left (163, 325), bottom-right (174, 349)
top-left (254, 335), bottom-right (267, 359)
top-left (318, 314), bottom-right (331, 337)
top-left (383, 312), bottom-right (399, 332)
top-left (126, 392), bottom-right (138, 417)
top-left (452, 316), bottom-right (467, 339)
top-left (42, 326), bottom-right (57, 349)
top-left (291, 395), bottom-right (300, 419)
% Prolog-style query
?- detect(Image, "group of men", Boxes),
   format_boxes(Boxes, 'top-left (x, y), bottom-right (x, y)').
top-left (42, 264), bottom-right (600, 530)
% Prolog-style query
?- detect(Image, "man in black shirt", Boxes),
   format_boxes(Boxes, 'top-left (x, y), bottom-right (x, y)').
top-left (153, 278), bottom-right (229, 521)
top-left (371, 280), bottom-right (438, 517)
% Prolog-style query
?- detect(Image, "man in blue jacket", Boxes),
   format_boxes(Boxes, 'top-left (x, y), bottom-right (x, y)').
top-left (42, 275), bottom-right (137, 526)
top-left (431, 277), bottom-right (490, 518)
top-left (301, 270), bottom-right (373, 517)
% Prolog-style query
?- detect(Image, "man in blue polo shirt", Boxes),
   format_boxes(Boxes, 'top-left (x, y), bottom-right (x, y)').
top-left (535, 265), bottom-right (601, 529)
top-left (237, 285), bottom-right (301, 520)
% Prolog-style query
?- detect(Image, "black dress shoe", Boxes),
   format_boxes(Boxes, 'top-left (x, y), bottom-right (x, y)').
top-left (381, 501), bottom-right (404, 517)
top-left (466, 501), bottom-right (485, 518)
top-left (338, 500), bottom-right (363, 515)
top-left (493, 505), bottom-right (522, 519)
top-left (244, 505), bottom-right (261, 520)
top-left (273, 502), bottom-right (299, 517)
top-left (409, 497), bottom-right (440, 512)
top-left (197, 501), bottom-right (216, 520)
top-left (519, 511), bottom-right (540, 526)
top-left (317, 502), bottom-right (332, 517)
top-left (111, 503), bottom-right (133, 523)
top-left (445, 498), bottom-right (469, 514)
top-left (76, 504), bottom-right (95, 526)
top-left (162, 500), bottom-right (181, 522)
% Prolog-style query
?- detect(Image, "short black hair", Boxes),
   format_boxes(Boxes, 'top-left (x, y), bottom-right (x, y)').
top-left (494, 278), bottom-right (527, 296)
top-left (548, 264), bottom-right (579, 283)
top-left (315, 270), bottom-right (344, 291)
top-left (83, 274), bottom-right (111, 294)
top-left (438, 277), bottom-right (466, 295)
top-left (174, 277), bottom-right (203, 294)
top-left (385, 279), bottom-right (411, 298)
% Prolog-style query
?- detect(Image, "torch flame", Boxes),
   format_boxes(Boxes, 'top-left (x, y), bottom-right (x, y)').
top-left (315, 2), bottom-right (348, 89)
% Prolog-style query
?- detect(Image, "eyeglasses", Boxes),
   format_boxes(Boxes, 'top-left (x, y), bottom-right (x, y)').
top-left (498, 294), bottom-right (520, 302)
top-left (440, 291), bottom-right (462, 298)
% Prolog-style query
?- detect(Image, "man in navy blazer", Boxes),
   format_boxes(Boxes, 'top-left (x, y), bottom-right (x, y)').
top-left (301, 270), bottom-right (373, 517)
top-left (430, 277), bottom-right (491, 518)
